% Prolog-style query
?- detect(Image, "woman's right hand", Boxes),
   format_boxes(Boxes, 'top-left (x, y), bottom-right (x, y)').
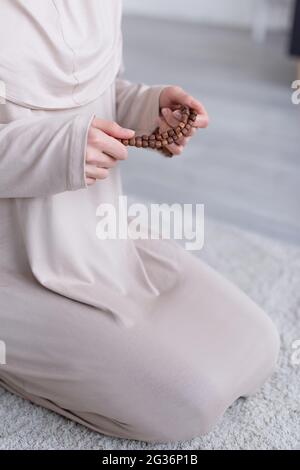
top-left (85, 118), bottom-right (135, 186)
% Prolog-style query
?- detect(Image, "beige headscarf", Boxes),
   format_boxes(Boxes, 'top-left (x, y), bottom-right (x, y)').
top-left (0, 0), bottom-right (123, 109)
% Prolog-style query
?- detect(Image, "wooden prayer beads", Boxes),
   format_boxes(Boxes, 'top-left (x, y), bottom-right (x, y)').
top-left (119, 105), bottom-right (197, 158)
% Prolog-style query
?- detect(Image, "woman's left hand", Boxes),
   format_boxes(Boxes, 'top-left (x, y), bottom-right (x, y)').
top-left (158, 86), bottom-right (209, 156)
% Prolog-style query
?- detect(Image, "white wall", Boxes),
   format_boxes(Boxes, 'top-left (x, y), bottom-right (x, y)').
top-left (123, 0), bottom-right (292, 31)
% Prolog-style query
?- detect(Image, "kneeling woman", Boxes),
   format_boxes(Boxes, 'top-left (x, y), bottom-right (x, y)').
top-left (0, 0), bottom-right (279, 443)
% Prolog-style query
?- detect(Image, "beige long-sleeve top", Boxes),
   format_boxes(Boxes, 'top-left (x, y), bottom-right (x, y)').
top-left (0, 0), bottom-right (123, 109)
top-left (0, 0), bottom-right (174, 328)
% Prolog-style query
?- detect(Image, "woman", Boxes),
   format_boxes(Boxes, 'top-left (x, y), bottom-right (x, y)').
top-left (0, 0), bottom-right (279, 443)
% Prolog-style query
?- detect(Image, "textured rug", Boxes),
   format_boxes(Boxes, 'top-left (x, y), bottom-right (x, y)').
top-left (0, 218), bottom-right (299, 450)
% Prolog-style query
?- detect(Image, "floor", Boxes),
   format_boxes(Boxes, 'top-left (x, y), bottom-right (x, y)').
top-left (120, 16), bottom-right (300, 245)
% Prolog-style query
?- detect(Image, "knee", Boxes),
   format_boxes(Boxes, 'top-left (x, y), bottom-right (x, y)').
top-left (134, 316), bottom-right (280, 444)
top-left (239, 300), bottom-right (280, 396)
top-left (263, 314), bottom-right (280, 367)
top-left (255, 309), bottom-right (281, 385)
top-left (251, 303), bottom-right (280, 371)
top-left (131, 371), bottom-right (226, 443)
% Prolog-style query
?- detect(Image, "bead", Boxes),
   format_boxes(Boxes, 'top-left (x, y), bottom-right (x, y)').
top-left (122, 106), bottom-right (197, 152)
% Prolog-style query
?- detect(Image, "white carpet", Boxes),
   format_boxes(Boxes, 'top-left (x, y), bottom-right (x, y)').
top-left (0, 218), bottom-right (299, 450)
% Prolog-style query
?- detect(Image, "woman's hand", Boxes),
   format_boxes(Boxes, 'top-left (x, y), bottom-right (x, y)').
top-left (158, 86), bottom-right (209, 156)
top-left (85, 118), bottom-right (135, 186)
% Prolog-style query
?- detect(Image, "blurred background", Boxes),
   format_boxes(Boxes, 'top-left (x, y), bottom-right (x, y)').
top-left (120, 0), bottom-right (300, 244)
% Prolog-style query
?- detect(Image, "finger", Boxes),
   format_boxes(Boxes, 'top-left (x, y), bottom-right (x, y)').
top-left (178, 91), bottom-right (208, 117)
top-left (157, 115), bottom-right (170, 132)
top-left (165, 143), bottom-right (184, 156)
top-left (194, 114), bottom-right (209, 128)
top-left (163, 106), bottom-right (208, 132)
top-left (161, 108), bottom-right (181, 127)
top-left (165, 87), bottom-right (209, 119)
top-left (173, 107), bottom-right (209, 129)
top-left (86, 177), bottom-right (96, 186)
top-left (86, 148), bottom-right (117, 168)
top-left (174, 136), bottom-right (190, 146)
top-left (94, 131), bottom-right (128, 160)
top-left (86, 145), bottom-right (103, 164)
top-left (186, 96), bottom-right (208, 117)
top-left (92, 118), bottom-right (135, 140)
top-left (96, 154), bottom-right (118, 168)
top-left (85, 165), bottom-right (109, 180)
top-left (89, 128), bottom-right (128, 160)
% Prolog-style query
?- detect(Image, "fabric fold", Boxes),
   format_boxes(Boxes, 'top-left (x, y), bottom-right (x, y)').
top-left (0, 0), bottom-right (123, 109)
top-left (0, 101), bottom-right (94, 198)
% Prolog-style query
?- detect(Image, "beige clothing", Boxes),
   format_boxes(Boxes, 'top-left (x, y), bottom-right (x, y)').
top-left (0, 0), bottom-right (122, 109)
top-left (0, 0), bottom-right (280, 443)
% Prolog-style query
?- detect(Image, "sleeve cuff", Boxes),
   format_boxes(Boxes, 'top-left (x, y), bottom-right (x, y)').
top-left (68, 112), bottom-right (95, 191)
top-left (136, 85), bottom-right (166, 135)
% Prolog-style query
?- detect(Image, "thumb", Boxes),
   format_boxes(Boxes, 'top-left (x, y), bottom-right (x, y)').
top-left (161, 107), bottom-right (181, 127)
top-left (92, 118), bottom-right (135, 139)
